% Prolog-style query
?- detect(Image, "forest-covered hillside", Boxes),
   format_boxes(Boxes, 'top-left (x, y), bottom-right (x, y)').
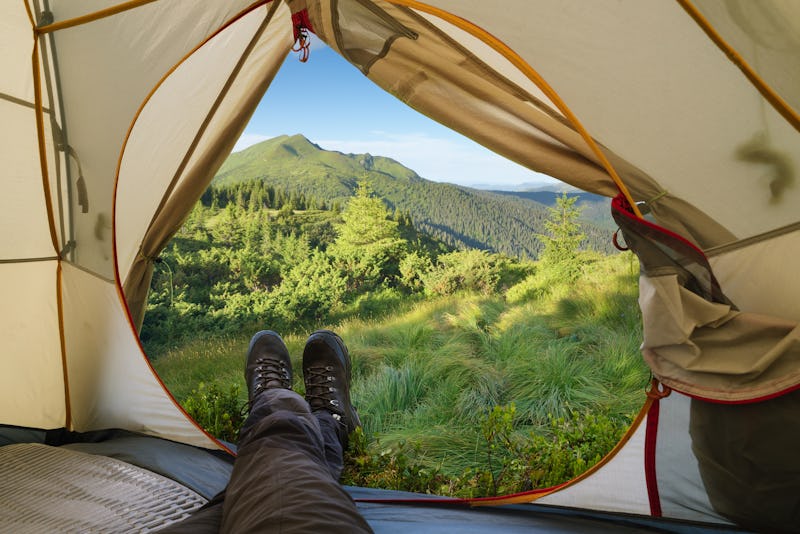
top-left (215, 135), bottom-right (616, 258)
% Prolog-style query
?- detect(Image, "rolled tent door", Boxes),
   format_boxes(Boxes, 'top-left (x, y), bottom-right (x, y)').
top-left (117, 2), bottom-right (294, 329)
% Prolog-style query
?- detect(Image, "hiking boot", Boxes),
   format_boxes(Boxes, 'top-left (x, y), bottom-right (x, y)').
top-left (303, 330), bottom-right (361, 447)
top-left (245, 330), bottom-right (292, 403)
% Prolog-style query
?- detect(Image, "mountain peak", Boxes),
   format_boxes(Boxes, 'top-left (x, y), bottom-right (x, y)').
top-left (218, 134), bottom-right (422, 185)
top-left (359, 153), bottom-right (374, 170)
top-left (284, 133), bottom-right (320, 149)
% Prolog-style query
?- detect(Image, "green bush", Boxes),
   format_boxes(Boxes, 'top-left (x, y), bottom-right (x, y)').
top-left (505, 273), bottom-right (545, 304)
top-left (268, 251), bottom-right (347, 325)
top-left (182, 382), bottom-right (245, 443)
top-left (422, 250), bottom-right (512, 296)
top-left (341, 403), bottom-right (632, 498)
top-left (342, 428), bottom-right (446, 494)
top-left (467, 404), bottom-right (631, 495)
top-left (398, 251), bottom-right (432, 292)
top-left (348, 287), bottom-right (406, 319)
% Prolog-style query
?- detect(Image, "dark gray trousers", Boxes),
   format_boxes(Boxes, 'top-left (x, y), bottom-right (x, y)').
top-left (158, 388), bottom-right (373, 533)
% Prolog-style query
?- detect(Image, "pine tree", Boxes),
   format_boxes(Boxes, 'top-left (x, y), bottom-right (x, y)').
top-left (330, 181), bottom-right (406, 289)
top-left (538, 192), bottom-right (584, 280)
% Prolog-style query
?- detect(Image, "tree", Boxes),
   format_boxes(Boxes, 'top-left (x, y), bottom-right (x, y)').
top-left (399, 251), bottom-right (432, 292)
top-left (329, 181), bottom-right (406, 289)
top-left (268, 251), bottom-right (347, 324)
top-left (538, 192), bottom-right (585, 281)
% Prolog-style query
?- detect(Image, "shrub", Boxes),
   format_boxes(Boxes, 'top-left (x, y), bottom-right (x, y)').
top-left (267, 251), bottom-right (347, 325)
top-left (468, 404), bottom-right (632, 495)
top-left (422, 250), bottom-right (510, 296)
top-left (182, 382), bottom-right (245, 443)
top-left (398, 251), bottom-right (432, 292)
top-left (505, 273), bottom-right (544, 304)
top-left (349, 287), bottom-right (406, 319)
top-left (341, 403), bottom-right (633, 498)
top-left (342, 428), bottom-right (446, 494)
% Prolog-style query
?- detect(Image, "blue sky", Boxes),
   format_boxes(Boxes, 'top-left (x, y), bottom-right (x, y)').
top-left (233, 44), bottom-right (555, 189)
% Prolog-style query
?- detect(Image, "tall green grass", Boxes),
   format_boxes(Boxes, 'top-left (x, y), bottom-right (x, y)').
top-left (151, 252), bottom-right (648, 485)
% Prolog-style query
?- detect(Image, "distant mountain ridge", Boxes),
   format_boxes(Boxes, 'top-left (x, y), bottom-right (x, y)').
top-left (488, 189), bottom-right (614, 230)
top-left (216, 135), bottom-right (616, 258)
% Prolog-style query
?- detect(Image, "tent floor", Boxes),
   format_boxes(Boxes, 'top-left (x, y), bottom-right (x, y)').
top-left (0, 427), bottom-right (752, 533)
top-left (349, 487), bottom-right (752, 534)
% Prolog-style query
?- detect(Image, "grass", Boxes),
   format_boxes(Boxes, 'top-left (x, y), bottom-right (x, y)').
top-left (150, 252), bottom-right (649, 486)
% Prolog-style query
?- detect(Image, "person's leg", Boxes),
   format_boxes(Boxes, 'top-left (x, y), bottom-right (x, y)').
top-left (315, 409), bottom-right (345, 480)
top-left (219, 331), bottom-right (373, 534)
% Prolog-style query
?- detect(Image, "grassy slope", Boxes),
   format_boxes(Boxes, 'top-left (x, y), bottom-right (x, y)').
top-left (152, 252), bottom-right (648, 478)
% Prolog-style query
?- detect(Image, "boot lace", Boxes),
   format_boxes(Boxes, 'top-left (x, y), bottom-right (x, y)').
top-left (252, 357), bottom-right (292, 396)
top-left (304, 365), bottom-right (342, 417)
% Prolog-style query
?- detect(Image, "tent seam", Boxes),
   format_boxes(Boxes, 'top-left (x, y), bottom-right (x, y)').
top-left (56, 263), bottom-right (72, 429)
top-left (705, 220), bottom-right (800, 258)
top-left (29, 1), bottom-right (72, 429)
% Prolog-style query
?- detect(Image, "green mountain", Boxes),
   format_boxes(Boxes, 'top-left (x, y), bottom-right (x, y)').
top-left (215, 134), bottom-right (615, 258)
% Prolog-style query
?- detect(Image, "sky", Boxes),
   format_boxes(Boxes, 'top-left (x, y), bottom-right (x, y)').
top-left (232, 43), bottom-right (556, 189)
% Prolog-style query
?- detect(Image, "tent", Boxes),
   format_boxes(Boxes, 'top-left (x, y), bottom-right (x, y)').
top-left (2, 0), bottom-right (798, 531)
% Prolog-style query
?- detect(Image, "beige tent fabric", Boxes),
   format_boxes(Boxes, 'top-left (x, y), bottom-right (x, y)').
top-left (62, 262), bottom-right (220, 447)
top-left (2, 4), bottom-right (59, 258)
top-left (640, 274), bottom-right (800, 401)
top-left (0, 0), bottom-right (290, 444)
top-left (119, 2), bottom-right (293, 329)
top-left (690, 0), bottom-right (800, 119)
top-left (708, 225), bottom-right (800, 322)
top-left (614, 191), bottom-right (800, 400)
top-left (603, 156), bottom-right (737, 250)
top-left (0, 261), bottom-right (64, 429)
top-left (42, 2), bottom-right (274, 281)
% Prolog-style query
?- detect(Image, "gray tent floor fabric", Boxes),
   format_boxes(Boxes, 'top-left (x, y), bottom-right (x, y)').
top-left (0, 443), bottom-right (206, 533)
top-left (61, 432), bottom-right (234, 500)
top-left (348, 487), bottom-right (754, 534)
top-left (0, 429), bottom-right (753, 533)
top-left (0, 426), bottom-right (235, 500)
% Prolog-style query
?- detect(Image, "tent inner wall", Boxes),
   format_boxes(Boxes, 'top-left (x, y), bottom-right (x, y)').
top-left (0, 262), bottom-right (64, 429)
top-left (61, 263), bottom-right (218, 448)
top-left (652, 393), bottom-right (728, 524)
